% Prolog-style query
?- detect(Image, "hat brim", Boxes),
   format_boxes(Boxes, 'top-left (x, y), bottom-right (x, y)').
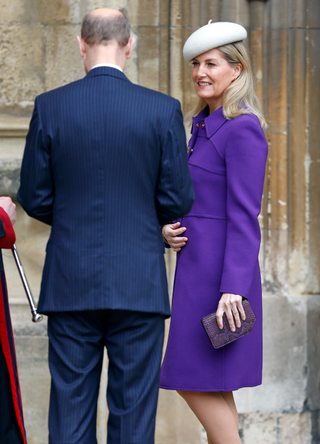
top-left (183, 21), bottom-right (247, 62)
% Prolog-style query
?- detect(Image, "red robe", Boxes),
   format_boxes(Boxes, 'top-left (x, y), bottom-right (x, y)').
top-left (0, 208), bottom-right (27, 443)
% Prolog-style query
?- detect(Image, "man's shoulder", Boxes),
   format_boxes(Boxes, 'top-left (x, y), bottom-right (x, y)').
top-left (36, 78), bottom-right (85, 102)
top-left (132, 83), bottom-right (178, 103)
top-left (115, 80), bottom-right (179, 110)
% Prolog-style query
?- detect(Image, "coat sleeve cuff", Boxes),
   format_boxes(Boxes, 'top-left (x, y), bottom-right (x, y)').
top-left (219, 288), bottom-right (249, 299)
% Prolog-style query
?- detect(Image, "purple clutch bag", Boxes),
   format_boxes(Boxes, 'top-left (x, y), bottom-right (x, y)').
top-left (201, 299), bottom-right (256, 349)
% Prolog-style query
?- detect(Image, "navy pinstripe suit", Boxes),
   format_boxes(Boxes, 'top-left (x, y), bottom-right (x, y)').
top-left (17, 67), bottom-right (194, 444)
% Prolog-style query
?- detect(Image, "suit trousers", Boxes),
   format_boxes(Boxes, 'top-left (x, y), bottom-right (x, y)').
top-left (47, 309), bottom-right (165, 444)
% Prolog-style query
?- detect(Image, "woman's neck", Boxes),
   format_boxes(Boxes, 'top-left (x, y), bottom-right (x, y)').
top-left (208, 104), bottom-right (222, 114)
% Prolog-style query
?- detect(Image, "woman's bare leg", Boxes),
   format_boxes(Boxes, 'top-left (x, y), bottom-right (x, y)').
top-left (207, 433), bottom-right (214, 444)
top-left (205, 392), bottom-right (238, 444)
top-left (221, 391), bottom-right (239, 429)
top-left (177, 390), bottom-right (241, 444)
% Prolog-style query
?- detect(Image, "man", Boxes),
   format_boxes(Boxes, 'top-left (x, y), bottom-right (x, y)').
top-left (0, 197), bottom-right (27, 444)
top-left (18, 8), bottom-right (194, 444)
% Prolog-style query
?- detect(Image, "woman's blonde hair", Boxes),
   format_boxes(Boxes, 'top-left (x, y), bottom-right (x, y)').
top-left (186, 41), bottom-right (267, 130)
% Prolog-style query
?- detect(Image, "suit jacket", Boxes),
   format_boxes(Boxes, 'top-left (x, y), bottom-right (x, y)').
top-left (17, 67), bottom-right (194, 316)
top-left (0, 209), bottom-right (27, 443)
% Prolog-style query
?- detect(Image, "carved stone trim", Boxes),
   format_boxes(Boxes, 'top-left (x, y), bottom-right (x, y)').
top-left (0, 116), bottom-right (30, 138)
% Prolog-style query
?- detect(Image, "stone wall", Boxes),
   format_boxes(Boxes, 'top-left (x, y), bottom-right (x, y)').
top-left (0, 0), bottom-right (319, 443)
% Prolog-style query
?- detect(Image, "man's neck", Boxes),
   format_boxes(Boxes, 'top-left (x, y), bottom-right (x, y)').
top-left (83, 44), bottom-right (127, 73)
top-left (91, 63), bottom-right (123, 72)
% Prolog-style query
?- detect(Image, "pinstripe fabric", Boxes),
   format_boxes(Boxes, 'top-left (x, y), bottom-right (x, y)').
top-left (47, 310), bottom-right (164, 444)
top-left (17, 67), bottom-right (194, 316)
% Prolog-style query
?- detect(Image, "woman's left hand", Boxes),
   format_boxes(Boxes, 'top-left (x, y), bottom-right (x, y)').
top-left (216, 293), bottom-right (246, 332)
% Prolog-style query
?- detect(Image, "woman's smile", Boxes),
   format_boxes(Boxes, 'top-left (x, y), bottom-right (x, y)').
top-left (198, 81), bottom-right (212, 88)
top-left (191, 48), bottom-right (241, 112)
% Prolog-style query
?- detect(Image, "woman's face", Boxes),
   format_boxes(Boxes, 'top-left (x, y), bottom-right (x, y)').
top-left (191, 48), bottom-right (241, 113)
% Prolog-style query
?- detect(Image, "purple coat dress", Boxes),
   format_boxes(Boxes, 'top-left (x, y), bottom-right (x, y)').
top-left (160, 106), bottom-right (268, 392)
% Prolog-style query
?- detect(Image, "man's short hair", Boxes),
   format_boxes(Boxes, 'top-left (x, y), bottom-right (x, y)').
top-left (81, 11), bottom-right (130, 47)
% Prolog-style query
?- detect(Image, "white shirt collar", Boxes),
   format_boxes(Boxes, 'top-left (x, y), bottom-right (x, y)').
top-left (90, 63), bottom-right (123, 72)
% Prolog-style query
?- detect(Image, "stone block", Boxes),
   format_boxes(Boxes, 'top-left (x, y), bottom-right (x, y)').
top-left (0, 23), bottom-right (45, 112)
top-left (86, 0), bottom-right (128, 15)
top-left (270, 0), bottom-right (288, 28)
top-left (159, 0), bottom-right (169, 26)
top-left (156, 389), bottom-right (201, 444)
top-left (0, 0), bottom-right (81, 26)
top-left (170, 0), bottom-right (183, 28)
top-left (221, 0), bottom-right (250, 26)
top-left (0, 157), bottom-right (22, 196)
top-left (0, 115), bottom-right (30, 196)
top-left (311, 411), bottom-right (320, 443)
top-left (45, 25), bottom-right (84, 92)
top-left (10, 303), bottom-right (47, 337)
top-left (287, 0), bottom-right (306, 28)
top-left (124, 29), bottom-right (139, 85)
top-left (0, 115), bottom-right (30, 138)
top-left (138, 27), bottom-right (160, 90)
top-left (182, 49), bottom-right (198, 115)
top-left (158, 27), bottom-right (170, 95)
top-left (169, 26), bottom-right (184, 102)
top-left (307, 296), bottom-right (320, 411)
top-left (189, 0), bottom-right (201, 29)
top-left (7, 0), bottom-right (130, 26)
top-left (307, 0), bottom-right (320, 28)
top-left (0, 0), bottom-right (27, 24)
top-left (207, 1), bottom-right (220, 22)
top-left (127, 0), bottom-right (159, 26)
top-left (307, 28), bottom-right (320, 295)
top-left (21, 0), bottom-right (82, 26)
top-left (0, 0), bottom-right (23, 24)
top-left (278, 412), bottom-right (312, 444)
top-left (0, 0), bottom-right (90, 26)
top-left (234, 294), bottom-right (318, 414)
top-left (239, 413), bottom-right (278, 444)
top-left (15, 336), bottom-right (50, 444)
top-left (239, 412), bottom-right (314, 444)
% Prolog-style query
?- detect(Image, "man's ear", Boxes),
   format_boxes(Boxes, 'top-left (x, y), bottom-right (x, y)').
top-left (125, 37), bottom-right (136, 60)
top-left (77, 36), bottom-right (85, 58)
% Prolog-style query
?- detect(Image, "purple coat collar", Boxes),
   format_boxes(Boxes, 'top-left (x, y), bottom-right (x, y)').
top-left (193, 106), bottom-right (227, 138)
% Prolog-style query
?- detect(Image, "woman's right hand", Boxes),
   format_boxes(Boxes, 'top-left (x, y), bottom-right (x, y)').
top-left (0, 197), bottom-right (17, 225)
top-left (162, 222), bottom-right (188, 252)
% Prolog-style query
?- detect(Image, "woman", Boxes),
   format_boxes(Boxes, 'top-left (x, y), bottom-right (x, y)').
top-left (160, 22), bottom-right (268, 444)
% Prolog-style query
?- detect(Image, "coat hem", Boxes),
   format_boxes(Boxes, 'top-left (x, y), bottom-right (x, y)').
top-left (159, 381), bottom-right (262, 392)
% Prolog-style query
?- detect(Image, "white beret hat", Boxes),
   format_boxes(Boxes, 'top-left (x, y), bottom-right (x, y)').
top-left (183, 20), bottom-right (247, 62)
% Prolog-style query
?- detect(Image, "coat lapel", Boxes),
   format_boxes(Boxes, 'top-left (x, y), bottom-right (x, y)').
top-left (204, 107), bottom-right (228, 138)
